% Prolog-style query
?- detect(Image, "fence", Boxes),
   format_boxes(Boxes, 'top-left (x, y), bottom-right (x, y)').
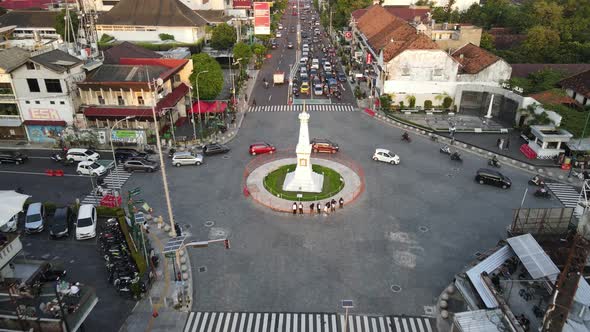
top-left (242, 149), bottom-right (365, 213)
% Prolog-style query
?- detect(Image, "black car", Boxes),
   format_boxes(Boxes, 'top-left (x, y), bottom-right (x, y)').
top-left (0, 151), bottom-right (28, 164)
top-left (202, 143), bottom-right (230, 156)
top-left (475, 168), bottom-right (512, 189)
top-left (50, 207), bottom-right (72, 238)
top-left (337, 72), bottom-right (347, 82)
top-left (114, 148), bottom-right (148, 162)
top-left (301, 32), bottom-right (308, 39)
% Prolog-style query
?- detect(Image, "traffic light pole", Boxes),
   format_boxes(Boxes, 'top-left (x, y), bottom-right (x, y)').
top-left (182, 238), bottom-right (231, 250)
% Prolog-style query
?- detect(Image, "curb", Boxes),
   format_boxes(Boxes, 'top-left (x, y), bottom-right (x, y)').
top-left (367, 112), bottom-right (584, 187)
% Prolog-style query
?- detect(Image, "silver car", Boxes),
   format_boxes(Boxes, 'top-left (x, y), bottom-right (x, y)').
top-left (172, 151), bottom-right (203, 167)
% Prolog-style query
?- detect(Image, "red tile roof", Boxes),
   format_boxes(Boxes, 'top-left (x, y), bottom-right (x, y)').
top-left (103, 42), bottom-right (162, 64)
top-left (384, 6), bottom-right (430, 23)
top-left (511, 64), bottom-right (590, 79)
top-left (355, 5), bottom-right (439, 62)
top-left (118, 57), bottom-right (189, 81)
top-left (351, 9), bottom-right (367, 21)
top-left (559, 69), bottom-right (590, 98)
top-left (528, 90), bottom-right (578, 106)
top-left (452, 43), bottom-right (500, 74)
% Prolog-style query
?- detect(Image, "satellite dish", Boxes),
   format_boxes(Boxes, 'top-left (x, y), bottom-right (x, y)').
top-left (156, 78), bottom-right (164, 86)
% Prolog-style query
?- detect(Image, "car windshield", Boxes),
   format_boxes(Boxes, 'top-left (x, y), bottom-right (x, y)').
top-left (90, 163), bottom-right (101, 169)
top-left (27, 214), bottom-right (41, 223)
top-left (77, 217), bottom-right (93, 227)
top-left (85, 150), bottom-right (96, 156)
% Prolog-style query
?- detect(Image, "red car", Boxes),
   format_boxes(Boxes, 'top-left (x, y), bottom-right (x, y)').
top-left (249, 142), bottom-right (276, 156)
top-left (311, 138), bottom-right (339, 153)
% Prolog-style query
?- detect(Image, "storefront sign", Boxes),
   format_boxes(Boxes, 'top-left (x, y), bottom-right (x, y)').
top-left (366, 53), bottom-right (372, 64)
top-left (28, 108), bottom-right (60, 121)
top-left (354, 51), bottom-right (363, 59)
top-left (233, 0), bottom-right (252, 8)
top-left (344, 31), bottom-right (353, 41)
top-left (111, 129), bottom-right (145, 144)
top-left (254, 2), bottom-right (271, 35)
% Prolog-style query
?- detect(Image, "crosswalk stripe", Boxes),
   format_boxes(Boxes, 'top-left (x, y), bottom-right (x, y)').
top-left (417, 318), bottom-right (425, 332)
top-left (248, 104), bottom-right (356, 113)
top-left (386, 317), bottom-right (392, 332)
top-left (378, 317), bottom-right (386, 332)
top-left (546, 183), bottom-right (581, 207)
top-left (262, 313), bottom-right (268, 332)
top-left (199, 312), bottom-right (209, 332)
top-left (185, 312), bottom-right (195, 332)
top-left (331, 315), bottom-right (337, 332)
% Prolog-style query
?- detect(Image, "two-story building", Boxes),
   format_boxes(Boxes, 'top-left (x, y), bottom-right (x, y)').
top-left (96, 0), bottom-right (208, 43)
top-left (0, 47), bottom-right (30, 141)
top-left (558, 69), bottom-right (590, 107)
top-left (452, 43), bottom-right (512, 83)
top-left (0, 10), bottom-right (62, 51)
top-left (381, 0), bottom-right (479, 11)
top-left (11, 49), bottom-right (85, 143)
top-left (77, 57), bottom-right (193, 146)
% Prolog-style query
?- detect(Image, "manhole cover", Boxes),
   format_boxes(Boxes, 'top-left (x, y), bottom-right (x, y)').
top-left (204, 221), bottom-right (215, 227)
top-left (452, 167), bottom-right (461, 171)
top-left (184, 224), bottom-right (191, 229)
top-left (424, 306), bottom-right (436, 316)
top-left (418, 226), bottom-right (429, 232)
top-left (222, 155), bottom-right (231, 160)
top-left (390, 285), bottom-right (402, 293)
top-left (198, 266), bottom-right (207, 273)
top-left (474, 251), bottom-right (482, 257)
top-left (211, 228), bottom-right (227, 237)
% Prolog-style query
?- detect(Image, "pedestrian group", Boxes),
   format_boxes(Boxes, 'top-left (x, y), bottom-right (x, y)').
top-left (292, 197), bottom-right (345, 216)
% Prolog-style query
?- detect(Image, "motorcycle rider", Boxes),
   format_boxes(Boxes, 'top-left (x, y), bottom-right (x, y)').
top-left (451, 151), bottom-right (461, 159)
top-left (263, 77), bottom-right (269, 89)
top-left (531, 174), bottom-right (543, 186)
top-left (491, 155), bottom-right (499, 167)
top-left (402, 131), bottom-right (410, 141)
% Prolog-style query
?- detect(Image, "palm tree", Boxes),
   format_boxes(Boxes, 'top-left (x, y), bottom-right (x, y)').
top-left (405, 95), bottom-right (416, 108)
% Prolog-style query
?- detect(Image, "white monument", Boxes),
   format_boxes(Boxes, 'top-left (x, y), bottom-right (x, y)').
top-left (282, 106), bottom-right (324, 193)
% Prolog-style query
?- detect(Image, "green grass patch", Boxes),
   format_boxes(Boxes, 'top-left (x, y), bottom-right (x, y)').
top-left (548, 104), bottom-right (590, 138)
top-left (263, 164), bottom-right (344, 201)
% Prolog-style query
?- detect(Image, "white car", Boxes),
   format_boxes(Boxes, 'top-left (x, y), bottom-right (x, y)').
top-left (66, 148), bottom-right (100, 162)
top-left (0, 213), bottom-right (18, 232)
top-left (276, 31), bottom-right (282, 38)
top-left (323, 62), bottom-right (332, 72)
top-left (76, 204), bottom-right (97, 240)
top-left (76, 161), bottom-right (107, 176)
top-left (314, 84), bottom-right (323, 96)
top-left (172, 151), bottom-right (203, 167)
top-left (372, 148), bottom-right (400, 165)
top-left (300, 57), bottom-right (308, 65)
top-left (311, 59), bottom-right (319, 69)
top-left (302, 46), bottom-right (309, 53)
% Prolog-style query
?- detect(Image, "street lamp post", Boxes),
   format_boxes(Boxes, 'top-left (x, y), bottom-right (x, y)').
top-left (110, 116), bottom-right (135, 192)
top-left (232, 58), bottom-right (242, 115)
top-left (195, 70), bottom-right (209, 141)
top-left (188, 86), bottom-right (197, 140)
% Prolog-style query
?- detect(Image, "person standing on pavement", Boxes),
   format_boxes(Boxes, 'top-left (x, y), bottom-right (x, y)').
top-left (324, 203), bottom-right (329, 216)
top-left (317, 202), bottom-right (321, 214)
top-left (496, 138), bottom-right (501, 149)
top-left (506, 138), bottom-right (511, 150)
top-left (331, 199), bottom-right (337, 212)
top-left (298, 202), bottom-right (304, 215)
top-left (309, 202), bottom-right (315, 215)
top-left (339, 197), bottom-right (344, 209)
top-left (292, 202), bottom-right (297, 215)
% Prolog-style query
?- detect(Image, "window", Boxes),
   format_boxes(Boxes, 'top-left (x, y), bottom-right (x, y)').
top-left (27, 79), bottom-right (40, 92)
top-left (26, 62), bottom-right (37, 70)
top-left (117, 96), bottom-right (125, 105)
top-left (434, 69), bottom-right (443, 76)
top-left (44, 79), bottom-right (62, 93)
top-left (50, 101), bottom-right (55, 104)
top-left (174, 74), bottom-right (181, 82)
top-left (25, 101), bottom-right (30, 104)
top-left (137, 96), bottom-right (144, 105)
top-left (402, 67), bottom-right (410, 76)
top-left (60, 101), bottom-right (65, 105)
top-left (35, 101), bottom-right (40, 104)
top-left (98, 95), bottom-right (105, 105)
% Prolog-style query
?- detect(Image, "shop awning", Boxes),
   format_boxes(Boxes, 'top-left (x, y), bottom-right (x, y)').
top-left (189, 100), bottom-right (228, 114)
top-left (84, 107), bottom-right (155, 118)
top-left (23, 120), bottom-right (67, 126)
top-left (157, 83), bottom-right (189, 112)
top-left (506, 233), bottom-right (560, 281)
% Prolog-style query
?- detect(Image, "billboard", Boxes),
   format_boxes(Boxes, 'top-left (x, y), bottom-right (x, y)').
top-left (233, 0), bottom-right (251, 9)
top-left (253, 2), bottom-right (271, 35)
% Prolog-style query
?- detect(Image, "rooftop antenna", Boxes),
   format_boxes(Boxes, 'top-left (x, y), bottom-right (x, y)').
top-left (76, 0), bottom-right (101, 61)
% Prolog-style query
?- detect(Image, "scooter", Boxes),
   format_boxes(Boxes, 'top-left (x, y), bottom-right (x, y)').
top-left (440, 145), bottom-right (451, 155)
top-left (534, 188), bottom-right (551, 199)
top-left (168, 148), bottom-right (176, 158)
top-left (401, 133), bottom-right (411, 143)
top-left (50, 153), bottom-right (74, 166)
top-left (450, 152), bottom-right (462, 162)
top-left (264, 81), bottom-right (269, 89)
top-left (488, 159), bottom-right (501, 168)
top-left (528, 176), bottom-right (545, 187)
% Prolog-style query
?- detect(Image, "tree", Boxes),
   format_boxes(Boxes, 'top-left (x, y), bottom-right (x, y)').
top-left (0, 7), bottom-right (6, 16)
top-left (479, 31), bottom-right (495, 51)
top-left (190, 53), bottom-right (224, 100)
top-left (54, 9), bottom-right (79, 41)
top-left (159, 33), bottom-right (175, 41)
top-left (251, 43), bottom-right (267, 68)
top-left (532, 0), bottom-right (563, 30)
top-left (522, 26), bottom-right (561, 62)
top-left (233, 42), bottom-right (252, 65)
top-left (405, 95), bottom-right (416, 108)
top-left (210, 23), bottom-right (237, 50)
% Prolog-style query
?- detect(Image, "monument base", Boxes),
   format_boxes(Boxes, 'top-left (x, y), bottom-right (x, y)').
top-left (282, 171), bottom-right (324, 193)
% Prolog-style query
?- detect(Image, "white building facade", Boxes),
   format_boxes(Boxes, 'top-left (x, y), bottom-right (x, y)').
top-left (381, 0), bottom-right (479, 11)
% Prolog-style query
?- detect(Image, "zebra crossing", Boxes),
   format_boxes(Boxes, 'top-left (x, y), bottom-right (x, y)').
top-left (248, 104), bottom-right (355, 113)
top-left (80, 164), bottom-right (132, 205)
top-left (183, 312), bottom-right (436, 332)
top-left (545, 182), bottom-right (581, 208)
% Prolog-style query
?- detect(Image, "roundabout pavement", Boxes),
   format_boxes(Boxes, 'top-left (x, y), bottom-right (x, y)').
top-left (245, 153), bottom-right (363, 212)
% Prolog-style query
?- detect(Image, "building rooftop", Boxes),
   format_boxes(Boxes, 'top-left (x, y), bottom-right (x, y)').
top-left (383, 5), bottom-right (430, 23)
top-left (98, 0), bottom-right (207, 27)
top-left (559, 69), bottom-right (590, 99)
top-left (193, 10), bottom-right (231, 24)
top-left (103, 41), bottom-right (162, 64)
top-left (85, 64), bottom-right (168, 83)
top-left (452, 43), bottom-right (501, 74)
top-left (0, 47), bottom-right (30, 73)
top-left (510, 64), bottom-right (590, 79)
top-left (0, 10), bottom-right (59, 28)
top-left (29, 49), bottom-right (83, 73)
top-left (528, 89), bottom-right (578, 107)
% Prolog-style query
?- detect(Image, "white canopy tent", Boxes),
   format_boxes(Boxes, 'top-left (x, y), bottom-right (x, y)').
top-left (0, 190), bottom-right (30, 227)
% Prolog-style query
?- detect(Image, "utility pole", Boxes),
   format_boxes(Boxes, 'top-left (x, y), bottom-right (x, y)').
top-left (329, 8), bottom-right (333, 39)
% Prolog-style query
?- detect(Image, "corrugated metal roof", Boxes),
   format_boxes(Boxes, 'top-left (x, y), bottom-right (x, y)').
top-left (507, 234), bottom-right (560, 281)
top-left (574, 278), bottom-right (590, 306)
top-left (466, 245), bottom-right (515, 308)
top-left (454, 309), bottom-right (508, 332)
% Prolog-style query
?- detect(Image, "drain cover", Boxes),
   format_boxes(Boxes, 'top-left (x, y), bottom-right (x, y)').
top-left (198, 266), bottom-right (207, 273)
top-left (204, 221), bottom-right (215, 227)
top-left (474, 251), bottom-right (482, 257)
top-left (418, 226), bottom-right (429, 232)
top-left (390, 285), bottom-right (402, 293)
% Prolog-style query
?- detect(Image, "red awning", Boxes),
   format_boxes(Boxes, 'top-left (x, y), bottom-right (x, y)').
top-left (156, 83), bottom-right (189, 112)
top-left (189, 100), bottom-right (228, 114)
top-left (23, 120), bottom-right (67, 126)
top-left (83, 107), bottom-right (155, 118)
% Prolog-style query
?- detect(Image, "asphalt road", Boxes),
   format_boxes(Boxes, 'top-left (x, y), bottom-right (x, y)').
top-left (252, 9), bottom-right (356, 106)
top-left (126, 108), bottom-right (561, 316)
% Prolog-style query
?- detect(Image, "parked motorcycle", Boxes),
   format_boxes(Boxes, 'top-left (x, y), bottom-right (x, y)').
top-left (50, 153), bottom-right (74, 166)
top-left (168, 148), bottom-right (176, 158)
top-left (143, 145), bottom-right (156, 154)
top-left (450, 152), bottom-right (462, 162)
top-left (534, 188), bottom-right (551, 199)
top-left (528, 175), bottom-right (545, 187)
top-left (488, 159), bottom-right (501, 168)
top-left (440, 145), bottom-right (451, 155)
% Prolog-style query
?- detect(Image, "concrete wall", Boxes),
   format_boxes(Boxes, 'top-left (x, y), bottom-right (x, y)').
top-left (385, 49), bottom-right (459, 82)
top-left (381, 0), bottom-right (479, 11)
top-left (565, 88), bottom-right (590, 106)
top-left (456, 60), bottom-right (512, 84)
top-left (97, 26), bottom-right (204, 43)
top-left (383, 80), bottom-right (458, 107)
top-left (12, 63), bottom-right (85, 125)
top-left (434, 27), bottom-right (482, 50)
